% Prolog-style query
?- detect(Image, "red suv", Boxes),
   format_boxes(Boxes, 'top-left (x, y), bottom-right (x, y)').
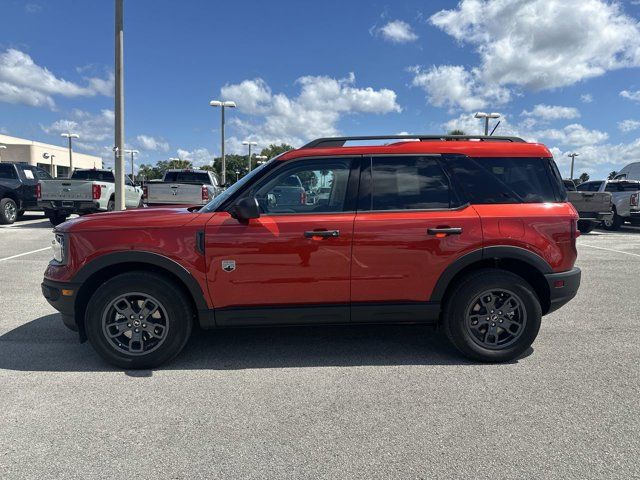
top-left (42, 135), bottom-right (581, 368)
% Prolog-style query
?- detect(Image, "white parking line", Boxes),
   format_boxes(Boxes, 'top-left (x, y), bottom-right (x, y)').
top-left (0, 247), bottom-right (50, 262)
top-left (580, 243), bottom-right (640, 259)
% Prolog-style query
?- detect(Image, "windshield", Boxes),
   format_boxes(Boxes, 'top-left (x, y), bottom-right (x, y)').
top-left (199, 159), bottom-right (275, 212)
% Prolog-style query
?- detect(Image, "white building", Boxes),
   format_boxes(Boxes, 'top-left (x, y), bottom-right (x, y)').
top-left (0, 133), bottom-right (102, 177)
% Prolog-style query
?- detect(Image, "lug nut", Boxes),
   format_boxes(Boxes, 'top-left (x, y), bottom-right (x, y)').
top-left (139, 315), bottom-right (143, 319)
top-left (127, 323), bottom-right (131, 328)
top-left (130, 315), bottom-right (134, 319)
top-left (491, 322), bottom-right (496, 327)
top-left (134, 328), bottom-right (139, 333)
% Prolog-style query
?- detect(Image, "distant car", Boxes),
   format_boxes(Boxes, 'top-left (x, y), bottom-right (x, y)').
top-left (577, 180), bottom-right (640, 230)
top-left (563, 179), bottom-right (613, 234)
top-left (38, 169), bottom-right (143, 225)
top-left (259, 174), bottom-right (307, 209)
top-left (142, 169), bottom-right (222, 206)
top-left (0, 163), bottom-right (52, 224)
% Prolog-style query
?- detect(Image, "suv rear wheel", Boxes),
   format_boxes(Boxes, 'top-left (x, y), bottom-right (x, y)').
top-left (443, 269), bottom-right (542, 362)
top-left (85, 272), bottom-right (193, 369)
top-left (0, 198), bottom-right (18, 224)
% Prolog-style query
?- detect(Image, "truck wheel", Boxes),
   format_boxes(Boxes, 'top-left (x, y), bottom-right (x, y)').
top-left (84, 271), bottom-right (193, 369)
top-left (137, 197), bottom-right (144, 208)
top-left (0, 198), bottom-right (18, 224)
top-left (107, 198), bottom-right (115, 211)
top-left (47, 212), bottom-right (68, 226)
top-left (602, 213), bottom-right (622, 231)
top-left (442, 269), bottom-right (542, 363)
top-left (577, 220), bottom-right (595, 234)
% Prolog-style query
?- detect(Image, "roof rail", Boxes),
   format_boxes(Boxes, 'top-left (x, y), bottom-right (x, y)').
top-left (301, 135), bottom-right (526, 149)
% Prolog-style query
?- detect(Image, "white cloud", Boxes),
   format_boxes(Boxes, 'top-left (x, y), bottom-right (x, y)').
top-left (219, 73), bottom-right (401, 148)
top-left (535, 124), bottom-right (608, 146)
top-left (42, 109), bottom-right (114, 143)
top-left (136, 134), bottom-right (169, 152)
top-left (521, 104), bottom-right (580, 121)
top-left (620, 89), bottom-right (640, 102)
top-left (429, 0), bottom-right (640, 92)
top-left (375, 20), bottom-right (419, 43)
top-left (0, 49), bottom-right (113, 109)
top-left (410, 65), bottom-right (510, 111)
top-left (618, 119), bottom-right (640, 132)
top-left (176, 148), bottom-right (214, 167)
top-left (580, 94), bottom-right (593, 103)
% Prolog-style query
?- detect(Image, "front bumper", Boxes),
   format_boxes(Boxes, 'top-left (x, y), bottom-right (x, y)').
top-left (41, 278), bottom-right (80, 331)
top-left (544, 267), bottom-right (581, 314)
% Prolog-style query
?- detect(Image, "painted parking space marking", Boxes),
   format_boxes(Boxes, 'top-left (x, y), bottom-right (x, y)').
top-left (0, 247), bottom-right (50, 262)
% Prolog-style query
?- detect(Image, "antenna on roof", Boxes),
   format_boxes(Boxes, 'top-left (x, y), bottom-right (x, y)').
top-left (489, 121), bottom-right (501, 136)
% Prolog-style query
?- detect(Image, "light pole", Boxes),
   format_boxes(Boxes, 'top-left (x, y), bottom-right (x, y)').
top-left (60, 132), bottom-right (79, 177)
top-left (0, 145), bottom-right (5, 162)
top-left (567, 153), bottom-right (579, 180)
top-left (474, 112), bottom-right (501, 136)
top-left (242, 140), bottom-right (257, 172)
top-left (114, 0), bottom-right (126, 210)
top-left (50, 154), bottom-right (56, 176)
top-left (255, 154), bottom-right (267, 165)
top-left (209, 100), bottom-right (236, 185)
top-left (123, 149), bottom-right (139, 180)
top-left (235, 170), bottom-right (240, 182)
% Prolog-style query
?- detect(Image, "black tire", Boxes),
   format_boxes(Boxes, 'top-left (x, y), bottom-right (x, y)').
top-left (577, 220), bottom-right (595, 234)
top-left (47, 211), bottom-right (68, 226)
top-left (137, 197), bottom-right (144, 208)
top-left (602, 212), bottom-right (622, 231)
top-left (84, 271), bottom-right (193, 369)
top-left (0, 198), bottom-right (18, 224)
top-left (107, 197), bottom-right (115, 211)
top-left (442, 269), bottom-right (542, 363)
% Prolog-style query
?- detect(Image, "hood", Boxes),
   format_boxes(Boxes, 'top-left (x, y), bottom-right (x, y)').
top-left (57, 206), bottom-right (202, 232)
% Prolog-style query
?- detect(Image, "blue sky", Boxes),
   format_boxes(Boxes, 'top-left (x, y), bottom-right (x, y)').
top-left (2, 0), bottom-right (640, 179)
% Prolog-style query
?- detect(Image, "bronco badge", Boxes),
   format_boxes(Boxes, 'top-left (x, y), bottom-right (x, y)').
top-left (221, 260), bottom-right (236, 272)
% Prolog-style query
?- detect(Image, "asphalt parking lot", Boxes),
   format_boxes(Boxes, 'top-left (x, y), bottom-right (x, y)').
top-left (0, 213), bottom-right (638, 479)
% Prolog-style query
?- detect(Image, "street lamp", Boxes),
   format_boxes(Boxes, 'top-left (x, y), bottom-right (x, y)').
top-left (234, 170), bottom-right (240, 182)
top-left (60, 132), bottom-right (79, 177)
top-left (43, 153), bottom-right (56, 176)
top-left (567, 152), bottom-right (579, 180)
top-left (209, 100), bottom-right (236, 185)
top-left (255, 154), bottom-right (267, 165)
top-left (242, 140), bottom-right (257, 172)
top-left (0, 145), bottom-right (6, 162)
top-left (474, 112), bottom-right (501, 136)
top-left (123, 149), bottom-right (139, 180)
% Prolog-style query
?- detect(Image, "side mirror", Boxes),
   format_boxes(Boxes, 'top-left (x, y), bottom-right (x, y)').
top-left (231, 197), bottom-right (260, 221)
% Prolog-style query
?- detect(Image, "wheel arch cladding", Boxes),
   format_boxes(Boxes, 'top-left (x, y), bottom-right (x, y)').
top-left (73, 252), bottom-right (208, 339)
top-left (431, 247), bottom-right (552, 315)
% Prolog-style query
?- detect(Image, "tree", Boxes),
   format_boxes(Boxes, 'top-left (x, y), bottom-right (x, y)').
top-left (577, 172), bottom-right (590, 184)
top-left (259, 143), bottom-right (294, 159)
top-left (608, 170), bottom-right (618, 180)
top-left (137, 163), bottom-right (163, 180)
top-left (448, 129), bottom-right (466, 136)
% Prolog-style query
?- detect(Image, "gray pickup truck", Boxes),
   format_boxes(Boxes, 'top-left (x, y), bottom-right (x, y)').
top-left (563, 180), bottom-right (613, 233)
top-left (576, 179), bottom-right (640, 230)
top-left (142, 169), bottom-right (222, 206)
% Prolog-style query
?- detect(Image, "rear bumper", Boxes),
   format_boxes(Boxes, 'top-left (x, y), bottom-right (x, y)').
top-left (544, 267), bottom-right (581, 314)
top-left (41, 278), bottom-right (79, 331)
top-left (38, 200), bottom-right (101, 214)
top-left (578, 211), bottom-right (613, 222)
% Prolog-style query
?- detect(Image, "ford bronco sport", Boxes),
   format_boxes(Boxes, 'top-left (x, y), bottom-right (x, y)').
top-left (42, 135), bottom-right (581, 368)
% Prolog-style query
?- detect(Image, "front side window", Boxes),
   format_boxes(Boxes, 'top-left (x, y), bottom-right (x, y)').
top-left (448, 156), bottom-right (562, 204)
top-left (253, 159), bottom-right (352, 214)
top-left (0, 164), bottom-right (17, 180)
top-left (367, 156), bottom-right (454, 211)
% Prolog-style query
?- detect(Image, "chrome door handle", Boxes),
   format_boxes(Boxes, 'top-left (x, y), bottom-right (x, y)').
top-left (304, 230), bottom-right (340, 238)
top-left (427, 227), bottom-right (463, 236)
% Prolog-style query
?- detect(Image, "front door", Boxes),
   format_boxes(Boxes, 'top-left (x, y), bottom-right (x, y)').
top-left (350, 155), bottom-right (483, 319)
top-left (205, 157), bottom-right (359, 324)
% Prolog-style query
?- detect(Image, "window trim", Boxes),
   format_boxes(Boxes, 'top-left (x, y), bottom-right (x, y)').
top-left (225, 155), bottom-right (361, 217)
top-left (358, 154), bottom-right (467, 213)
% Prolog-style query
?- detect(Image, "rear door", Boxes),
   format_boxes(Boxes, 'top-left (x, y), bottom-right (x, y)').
top-left (350, 155), bottom-right (483, 319)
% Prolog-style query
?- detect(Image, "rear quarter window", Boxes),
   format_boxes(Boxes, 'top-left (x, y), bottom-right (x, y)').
top-left (446, 156), bottom-right (563, 204)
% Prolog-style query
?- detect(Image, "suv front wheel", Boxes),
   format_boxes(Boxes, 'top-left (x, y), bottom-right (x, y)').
top-left (85, 271), bottom-right (193, 369)
top-left (443, 269), bottom-right (542, 362)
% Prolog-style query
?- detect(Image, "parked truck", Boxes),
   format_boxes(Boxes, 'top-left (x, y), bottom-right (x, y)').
top-left (38, 168), bottom-right (143, 226)
top-left (0, 163), bottom-right (52, 224)
top-left (142, 169), bottom-right (221, 206)
top-left (563, 179), bottom-right (613, 233)
top-left (576, 179), bottom-right (640, 230)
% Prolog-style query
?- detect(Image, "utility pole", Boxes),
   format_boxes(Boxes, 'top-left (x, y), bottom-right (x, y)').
top-left (474, 112), bottom-right (501, 136)
top-left (123, 149), bottom-right (139, 180)
top-left (60, 132), bottom-right (79, 177)
top-left (567, 152), bottom-right (579, 180)
top-left (114, 0), bottom-right (125, 210)
top-left (242, 140), bottom-right (257, 172)
top-left (209, 100), bottom-right (236, 185)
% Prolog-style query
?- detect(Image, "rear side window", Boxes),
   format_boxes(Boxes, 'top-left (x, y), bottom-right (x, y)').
top-left (72, 170), bottom-right (115, 182)
top-left (447, 156), bottom-right (562, 204)
top-left (368, 156), bottom-right (455, 211)
top-left (0, 164), bottom-right (17, 179)
top-left (21, 165), bottom-right (52, 180)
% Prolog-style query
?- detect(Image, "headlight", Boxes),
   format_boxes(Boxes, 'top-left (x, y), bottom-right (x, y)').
top-left (51, 233), bottom-right (66, 264)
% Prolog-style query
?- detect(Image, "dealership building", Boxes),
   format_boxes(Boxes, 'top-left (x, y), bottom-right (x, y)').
top-left (0, 133), bottom-right (102, 177)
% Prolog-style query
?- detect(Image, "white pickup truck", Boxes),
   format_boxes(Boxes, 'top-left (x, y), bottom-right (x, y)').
top-left (576, 179), bottom-right (640, 230)
top-left (38, 169), bottom-right (143, 225)
top-left (142, 169), bottom-right (221, 206)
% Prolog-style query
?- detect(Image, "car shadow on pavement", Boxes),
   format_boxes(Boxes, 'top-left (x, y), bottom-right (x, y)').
top-left (0, 314), bottom-right (532, 372)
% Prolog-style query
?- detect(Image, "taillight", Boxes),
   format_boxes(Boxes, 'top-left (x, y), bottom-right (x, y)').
top-left (201, 185), bottom-right (209, 201)
top-left (300, 191), bottom-right (306, 205)
top-left (92, 184), bottom-right (101, 200)
top-left (631, 193), bottom-right (638, 207)
top-left (35, 183), bottom-right (41, 199)
top-left (142, 185), bottom-right (148, 199)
